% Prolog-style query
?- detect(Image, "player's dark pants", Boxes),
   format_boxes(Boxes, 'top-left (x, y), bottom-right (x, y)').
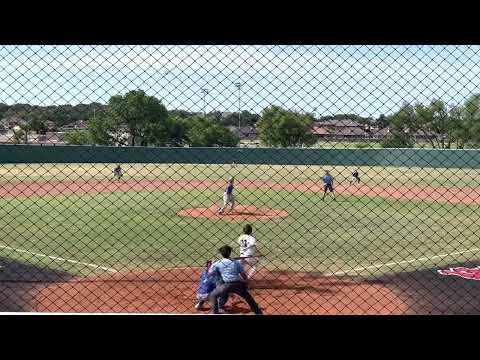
top-left (324, 183), bottom-right (334, 192)
top-left (209, 281), bottom-right (262, 314)
top-left (216, 279), bottom-right (228, 309)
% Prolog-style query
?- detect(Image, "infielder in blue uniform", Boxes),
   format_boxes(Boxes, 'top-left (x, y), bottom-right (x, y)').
top-left (322, 171), bottom-right (336, 200)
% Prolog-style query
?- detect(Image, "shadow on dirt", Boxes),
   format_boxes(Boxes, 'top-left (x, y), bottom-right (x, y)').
top-left (0, 257), bottom-right (74, 312)
top-left (249, 269), bottom-right (366, 295)
top-left (363, 260), bottom-right (480, 314)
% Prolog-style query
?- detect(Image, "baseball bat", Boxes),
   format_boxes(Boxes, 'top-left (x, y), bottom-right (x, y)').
top-left (232, 254), bottom-right (265, 260)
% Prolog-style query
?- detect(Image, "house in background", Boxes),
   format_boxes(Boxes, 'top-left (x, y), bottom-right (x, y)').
top-left (370, 127), bottom-right (390, 140)
top-left (0, 116), bottom-right (28, 129)
top-left (310, 125), bottom-right (329, 139)
top-left (228, 126), bottom-right (257, 141)
top-left (44, 120), bottom-right (57, 131)
top-left (37, 132), bottom-right (66, 144)
top-left (0, 116), bottom-right (29, 143)
top-left (321, 119), bottom-right (368, 140)
top-left (312, 118), bottom-right (387, 141)
top-left (59, 119), bottom-right (88, 131)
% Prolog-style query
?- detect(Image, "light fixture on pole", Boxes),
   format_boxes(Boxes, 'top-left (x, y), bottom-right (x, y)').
top-left (234, 82), bottom-right (242, 131)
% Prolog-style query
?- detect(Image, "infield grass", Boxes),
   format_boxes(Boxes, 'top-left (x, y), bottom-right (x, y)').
top-left (0, 184), bottom-right (478, 279)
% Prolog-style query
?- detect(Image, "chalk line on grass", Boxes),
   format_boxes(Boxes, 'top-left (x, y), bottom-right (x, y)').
top-left (325, 247), bottom-right (480, 276)
top-left (0, 244), bottom-right (118, 273)
top-left (155, 265), bottom-right (203, 271)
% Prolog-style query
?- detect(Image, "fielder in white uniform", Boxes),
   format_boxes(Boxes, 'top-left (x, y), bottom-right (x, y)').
top-left (238, 224), bottom-right (258, 280)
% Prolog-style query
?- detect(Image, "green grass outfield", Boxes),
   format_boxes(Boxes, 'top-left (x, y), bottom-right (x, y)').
top-left (0, 183), bottom-right (478, 279)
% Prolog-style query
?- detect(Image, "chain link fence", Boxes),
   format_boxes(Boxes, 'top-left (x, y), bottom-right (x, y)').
top-left (1, 45), bottom-right (480, 314)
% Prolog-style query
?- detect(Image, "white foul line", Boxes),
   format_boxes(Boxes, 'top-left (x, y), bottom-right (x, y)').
top-left (325, 247), bottom-right (480, 276)
top-left (0, 244), bottom-right (118, 273)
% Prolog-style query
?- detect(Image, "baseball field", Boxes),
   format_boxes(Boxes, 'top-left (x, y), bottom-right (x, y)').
top-left (0, 162), bottom-right (479, 314)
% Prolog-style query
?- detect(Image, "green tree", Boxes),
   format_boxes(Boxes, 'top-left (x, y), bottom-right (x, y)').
top-left (64, 130), bottom-right (92, 145)
top-left (381, 103), bottom-right (418, 148)
top-left (384, 100), bottom-right (467, 149)
top-left (458, 94), bottom-right (480, 148)
top-left (11, 127), bottom-right (26, 144)
top-left (447, 105), bottom-right (468, 148)
top-left (220, 111), bottom-right (260, 127)
top-left (166, 117), bottom-right (188, 146)
top-left (53, 105), bottom-right (73, 127)
top-left (414, 100), bottom-right (457, 149)
top-left (257, 106), bottom-right (316, 147)
top-left (4, 104), bottom-right (31, 119)
top-left (11, 127), bottom-right (24, 144)
top-left (107, 90), bottom-right (169, 146)
top-left (376, 114), bottom-right (388, 129)
top-left (0, 103), bottom-right (10, 119)
top-left (168, 109), bottom-right (195, 119)
top-left (87, 116), bottom-right (125, 146)
top-left (186, 117), bottom-right (239, 147)
top-left (83, 91), bottom-right (171, 147)
top-left (207, 111), bottom-right (223, 122)
top-left (386, 103), bottom-right (418, 132)
top-left (381, 130), bottom-right (415, 148)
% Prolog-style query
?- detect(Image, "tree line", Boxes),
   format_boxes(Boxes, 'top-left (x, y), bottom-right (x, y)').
top-left (3, 90), bottom-right (480, 148)
top-left (379, 95), bottom-right (480, 149)
top-left (62, 92), bottom-right (318, 148)
top-left (64, 90), bottom-right (241, 147)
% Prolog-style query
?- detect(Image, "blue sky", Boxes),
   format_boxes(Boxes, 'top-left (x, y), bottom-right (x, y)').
top-left (0, 45), bottom-right (479, 118)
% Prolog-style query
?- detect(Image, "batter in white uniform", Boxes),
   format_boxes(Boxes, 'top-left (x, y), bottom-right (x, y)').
top-left (238, 224), bottom-right (259, 280)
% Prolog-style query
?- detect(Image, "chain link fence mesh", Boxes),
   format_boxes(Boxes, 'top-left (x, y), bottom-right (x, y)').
top-left (0, 45), bottom-right (480, 314)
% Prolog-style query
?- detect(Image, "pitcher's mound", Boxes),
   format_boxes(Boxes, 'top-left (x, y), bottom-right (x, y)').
top-left (177, 205), bottom-right (289, 221)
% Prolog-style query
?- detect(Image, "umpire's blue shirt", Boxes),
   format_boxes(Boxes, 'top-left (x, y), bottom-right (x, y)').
top-left (209, 258), bottom-right (244, 283)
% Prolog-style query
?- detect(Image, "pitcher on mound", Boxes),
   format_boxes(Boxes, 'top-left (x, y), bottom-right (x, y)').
top-left (218, 177), bottom-right (235, 214)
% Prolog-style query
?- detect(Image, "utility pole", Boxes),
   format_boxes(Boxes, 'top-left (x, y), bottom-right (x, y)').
top-left (201, 88), bottom-right (209, 118)
top-left (235, 82), bottom-right (242, 131)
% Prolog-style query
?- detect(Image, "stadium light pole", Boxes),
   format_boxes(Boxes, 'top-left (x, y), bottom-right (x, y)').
top-left (201, 88), bottom-right (209, 118)
top-left (235, 82), bottom-right (242, 131)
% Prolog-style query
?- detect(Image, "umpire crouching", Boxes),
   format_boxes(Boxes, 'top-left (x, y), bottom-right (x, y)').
top-left (208, 245), bottom-right (263, 315)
